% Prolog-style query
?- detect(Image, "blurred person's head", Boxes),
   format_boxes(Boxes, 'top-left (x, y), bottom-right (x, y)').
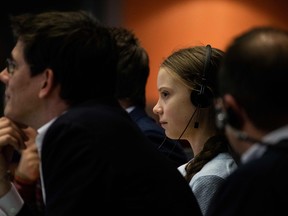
top-left (216, 26), bottom-right (288, 155)
top-left (111, 27), bottom-right (149, 109)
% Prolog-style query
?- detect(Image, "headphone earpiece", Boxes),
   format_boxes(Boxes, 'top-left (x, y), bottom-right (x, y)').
top-left (215, 106), bottom-right (243, 130)
top-left (190, 87), bottom-right (213, 108)
top-left (190, 45), bottom-right (214, 108)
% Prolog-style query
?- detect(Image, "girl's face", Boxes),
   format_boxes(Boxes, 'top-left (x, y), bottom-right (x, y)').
top-left (153, 67), bottom-right (196, 140)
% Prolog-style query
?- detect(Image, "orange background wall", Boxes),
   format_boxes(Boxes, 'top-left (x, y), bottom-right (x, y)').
top-left (121, 0), bottom-right (288, 117)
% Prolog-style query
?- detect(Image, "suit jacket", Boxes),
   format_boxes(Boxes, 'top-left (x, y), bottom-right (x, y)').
top-left (206, 139), bottom-right (288, 216)
top-left (18, 100), bottom-right (201, 215)
top-left (129, 106), bottom-right (188, 167)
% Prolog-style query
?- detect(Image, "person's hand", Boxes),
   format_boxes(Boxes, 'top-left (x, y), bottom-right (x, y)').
top-left (15, 127), bottom-right (40, 183)
top-left (0, 117), bottom-right (27, 196)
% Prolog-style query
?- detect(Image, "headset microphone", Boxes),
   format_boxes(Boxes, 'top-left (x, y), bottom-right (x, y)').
top-left (177, 108), bottom-right (198, 140)
top-left (233, 127), bottom-right (274, 147)
top-left (235, 130), bottom-right (261, 143)
top-left (215, 106), bottom-right (272, 146)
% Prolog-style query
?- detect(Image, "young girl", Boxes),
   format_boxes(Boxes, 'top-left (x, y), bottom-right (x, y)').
top-left (153, 45), bottom-right (238, 215)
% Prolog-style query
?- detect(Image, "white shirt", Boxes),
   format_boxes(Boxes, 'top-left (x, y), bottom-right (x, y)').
top-left (241, 124), bottom-right (288, 164)
top-left (35, 117), bottom-right (58, 204)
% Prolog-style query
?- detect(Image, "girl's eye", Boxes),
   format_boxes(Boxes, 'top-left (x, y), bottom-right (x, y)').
top-left (161, 91), bottom-right (169, 98)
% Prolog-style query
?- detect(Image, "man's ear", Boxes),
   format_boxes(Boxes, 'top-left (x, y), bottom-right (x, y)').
top-left (39, 69), bottom-right (54, 98)
top-left (223, 94), bottom-right (244, 130)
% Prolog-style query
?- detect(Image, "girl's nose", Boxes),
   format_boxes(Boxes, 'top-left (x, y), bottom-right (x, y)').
top-left (153, 104), bottom-right (162, 115)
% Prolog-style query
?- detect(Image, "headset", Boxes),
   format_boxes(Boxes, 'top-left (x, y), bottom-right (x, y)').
top-left (216, 106), bottom-right (244, 130)
top-left (190, 44), bottom-right (214, 108)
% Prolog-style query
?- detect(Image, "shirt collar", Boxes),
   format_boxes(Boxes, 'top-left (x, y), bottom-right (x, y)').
top-left (241, 124), bottom-right (288, 163)
top-left (125, 106), bottom-right (135, 113)
top-left (36, 117), bottom-right (58, 154)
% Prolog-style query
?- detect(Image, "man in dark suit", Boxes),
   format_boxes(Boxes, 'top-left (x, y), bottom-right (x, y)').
top-left (110, 27), bottom-right (189, 167)
top-left (0, 11), bottom-right (202, 215)
top-left (207, 26), bottom-right (288, 216)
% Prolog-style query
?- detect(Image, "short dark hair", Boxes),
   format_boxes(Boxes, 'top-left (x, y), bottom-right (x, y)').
top-left (219, 26), bottom-right (288, 130)
top-left (10, 10), bottom-right (117, 105)
top-left (110, 27), bottom-right (149, 108)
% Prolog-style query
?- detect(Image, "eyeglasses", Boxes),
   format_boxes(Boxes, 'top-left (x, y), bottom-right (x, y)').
top-left (6, 58), bottom-right (16, 76)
